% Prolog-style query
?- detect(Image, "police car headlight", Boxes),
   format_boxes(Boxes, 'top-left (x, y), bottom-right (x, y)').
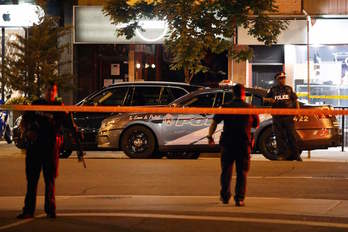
top-left (103, 118), bottom-right (120, 128)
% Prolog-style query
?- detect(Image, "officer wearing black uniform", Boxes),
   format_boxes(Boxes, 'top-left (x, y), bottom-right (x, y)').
top-left (264, 72), bottom-right (301, 161)
top-left (17, 84), bottom-right (80, 219)
top-left (208, 84), bottom-right (259, 206)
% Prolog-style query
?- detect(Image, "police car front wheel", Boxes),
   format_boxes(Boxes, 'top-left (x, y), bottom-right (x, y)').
top-left (120, 125), bottom-right (157, 159)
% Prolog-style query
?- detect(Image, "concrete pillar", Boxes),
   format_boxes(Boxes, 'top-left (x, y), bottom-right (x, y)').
top-left (228, 45), bottom-right (248, 86)
top-left (229, 59), bottom-right (247, 85)
top-left (228, 56), bottom-right (233, 81)
top-left (128, 45), bottom-right (135, 82)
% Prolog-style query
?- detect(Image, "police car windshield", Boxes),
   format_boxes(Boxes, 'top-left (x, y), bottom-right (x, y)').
top-left (169, 89), bottom-right (213, 107)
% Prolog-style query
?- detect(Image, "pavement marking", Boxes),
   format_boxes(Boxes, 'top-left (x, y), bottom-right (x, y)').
top-left (247, 176), bottom-right (348, 180)
top-left (56, 212), bottom-right (348, 229)
top-left (0, 214), bottom-right (45, 231)
top-left (0, 194), bottom-right (345, 200)
top-left (2, 212), bottom-right (348, 230)
top-left (0, 196), bottom-right (347, 230)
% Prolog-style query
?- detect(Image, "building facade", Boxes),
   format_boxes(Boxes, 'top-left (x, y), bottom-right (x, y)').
top-left (238, 0), bottom-right (348, 107)
top-left (0, 0), bottom-right (76, 103)
top-left (73, 0), bottom-right (348, 106)
top-left (73, 2), bottom-right (228, 100)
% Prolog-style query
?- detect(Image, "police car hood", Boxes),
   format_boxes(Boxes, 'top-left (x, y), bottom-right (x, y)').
top-left (298, 100), bottom-right (333, 109)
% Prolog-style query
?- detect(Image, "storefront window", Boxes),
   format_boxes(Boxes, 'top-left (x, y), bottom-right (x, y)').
top-left (250, 45), bottom-right (284, 90)
top-left (134, 45), bottom-right (159, 81)
top-left (286, 45), bottom-right (348, 107)
top-left (133, 44), bottom-right (185, 83)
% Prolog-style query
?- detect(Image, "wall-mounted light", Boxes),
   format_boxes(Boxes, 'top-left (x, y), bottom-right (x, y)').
top-left (136, 63), bottom-right (141, 69)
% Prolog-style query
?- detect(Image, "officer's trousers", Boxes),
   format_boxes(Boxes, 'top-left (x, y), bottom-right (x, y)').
top-left (272, 116), bottom-right (300, 160)
top-left (23, 143), bottom-right (58, 215)
top-left (220, 145), bottom-right (250, 202)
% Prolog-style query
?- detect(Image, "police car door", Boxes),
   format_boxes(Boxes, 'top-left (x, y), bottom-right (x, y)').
top-left (75, 87), bottom-right (129, 146)
top-left (163, 91), bottom-right (222, 150)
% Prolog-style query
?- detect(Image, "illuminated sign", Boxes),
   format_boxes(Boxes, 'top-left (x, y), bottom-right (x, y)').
top-left (74, 6), bottom-right (168, 44)
top-left (0, 4), bottom-right (44, 27)
top-left (135, 20), bottom-right (168, 42)
top-left (239, 19), bottom-right (348, 45)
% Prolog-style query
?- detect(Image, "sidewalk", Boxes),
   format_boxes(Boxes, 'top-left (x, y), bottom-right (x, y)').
top-left (250, 147), bottom-right (348, 162)
top-left (300, 148), bottom-right (348, 162)
top-left (1, 142), bottom-right (348, 162)
top-left (201, 147), bottom-right (348, 162)
top-left (0, 195), bottom-right (347, 219)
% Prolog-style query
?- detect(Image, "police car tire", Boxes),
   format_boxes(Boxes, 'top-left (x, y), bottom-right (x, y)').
top-left (258, 126), bottom-right (279, 160)
top-left (121, 125), bottom-right (157, 159)
top-left (187, 152), bottom-right (200, 159)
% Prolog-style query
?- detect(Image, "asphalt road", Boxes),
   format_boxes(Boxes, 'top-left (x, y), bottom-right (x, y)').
top-left (1, 143), bottom-right (348, 232)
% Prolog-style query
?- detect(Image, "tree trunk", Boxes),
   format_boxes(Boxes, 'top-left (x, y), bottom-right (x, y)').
top-left (37, 73), bottom-right (40, 99)
top-left (184, 67), bottom-right (194, 84)
top-left (184, 67), bottom-right (190, 83)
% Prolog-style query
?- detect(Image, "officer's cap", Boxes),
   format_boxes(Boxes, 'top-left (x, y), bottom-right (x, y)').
top-left (274, 72), bottom-right (286, 80)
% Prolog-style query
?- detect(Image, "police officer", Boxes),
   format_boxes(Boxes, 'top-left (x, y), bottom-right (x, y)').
top-left (264, 72), bottom-right (301, 161)
top-left (17, 83), bottom-right (80, 219)
top-left (208, 84), bottom-right (259, 206)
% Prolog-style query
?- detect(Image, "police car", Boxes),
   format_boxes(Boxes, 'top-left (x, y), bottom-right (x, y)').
top-left (12, 81), bottom-right (202, 157)
top-left (97, 84), bottom-right (342, 160)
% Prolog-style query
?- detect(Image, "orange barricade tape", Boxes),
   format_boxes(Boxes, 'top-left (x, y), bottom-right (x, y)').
top-left (0, 104), bottom-right (346, 115)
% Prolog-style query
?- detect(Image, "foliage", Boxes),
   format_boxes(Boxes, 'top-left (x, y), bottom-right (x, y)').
top-left (1, 13), bottom-right (73, 100)
top-left (5, 96), bottom-right (31, 105)
top-left (103, 0), bottom-right (287, 83)
top-left (0, 29), bottom-right (20, 100)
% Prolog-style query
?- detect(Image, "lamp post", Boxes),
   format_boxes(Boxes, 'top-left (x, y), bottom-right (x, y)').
top-left (1, 27), bottom-right (4, 101)
top-left (303, 9), bottom-right (311, 159)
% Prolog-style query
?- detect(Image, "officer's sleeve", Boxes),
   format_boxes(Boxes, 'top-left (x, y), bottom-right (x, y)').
top-left (265, 88), bottom-right (274, 98)
top-left (291, 88), bottom-right (298, 101)
top-left (264, 88), bottom-right (274, 106)
top-left (213, 103), bottom-right (225, 124)
top-left (52, 102), bottom-right (65, 131)
top-left (20, 112), bottom-right (31, 131)
top-left (213, 114), bottom-right (223, 124)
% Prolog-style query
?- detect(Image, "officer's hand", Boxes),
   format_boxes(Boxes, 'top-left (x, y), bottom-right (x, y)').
top-left (208, 136), bottom-right (215, 145)
top-left (265, 98), bottom-right (275, 104)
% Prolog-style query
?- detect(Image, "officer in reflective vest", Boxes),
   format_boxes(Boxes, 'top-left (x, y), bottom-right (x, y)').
top-left (264, 72), bottom-right (302, 161)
